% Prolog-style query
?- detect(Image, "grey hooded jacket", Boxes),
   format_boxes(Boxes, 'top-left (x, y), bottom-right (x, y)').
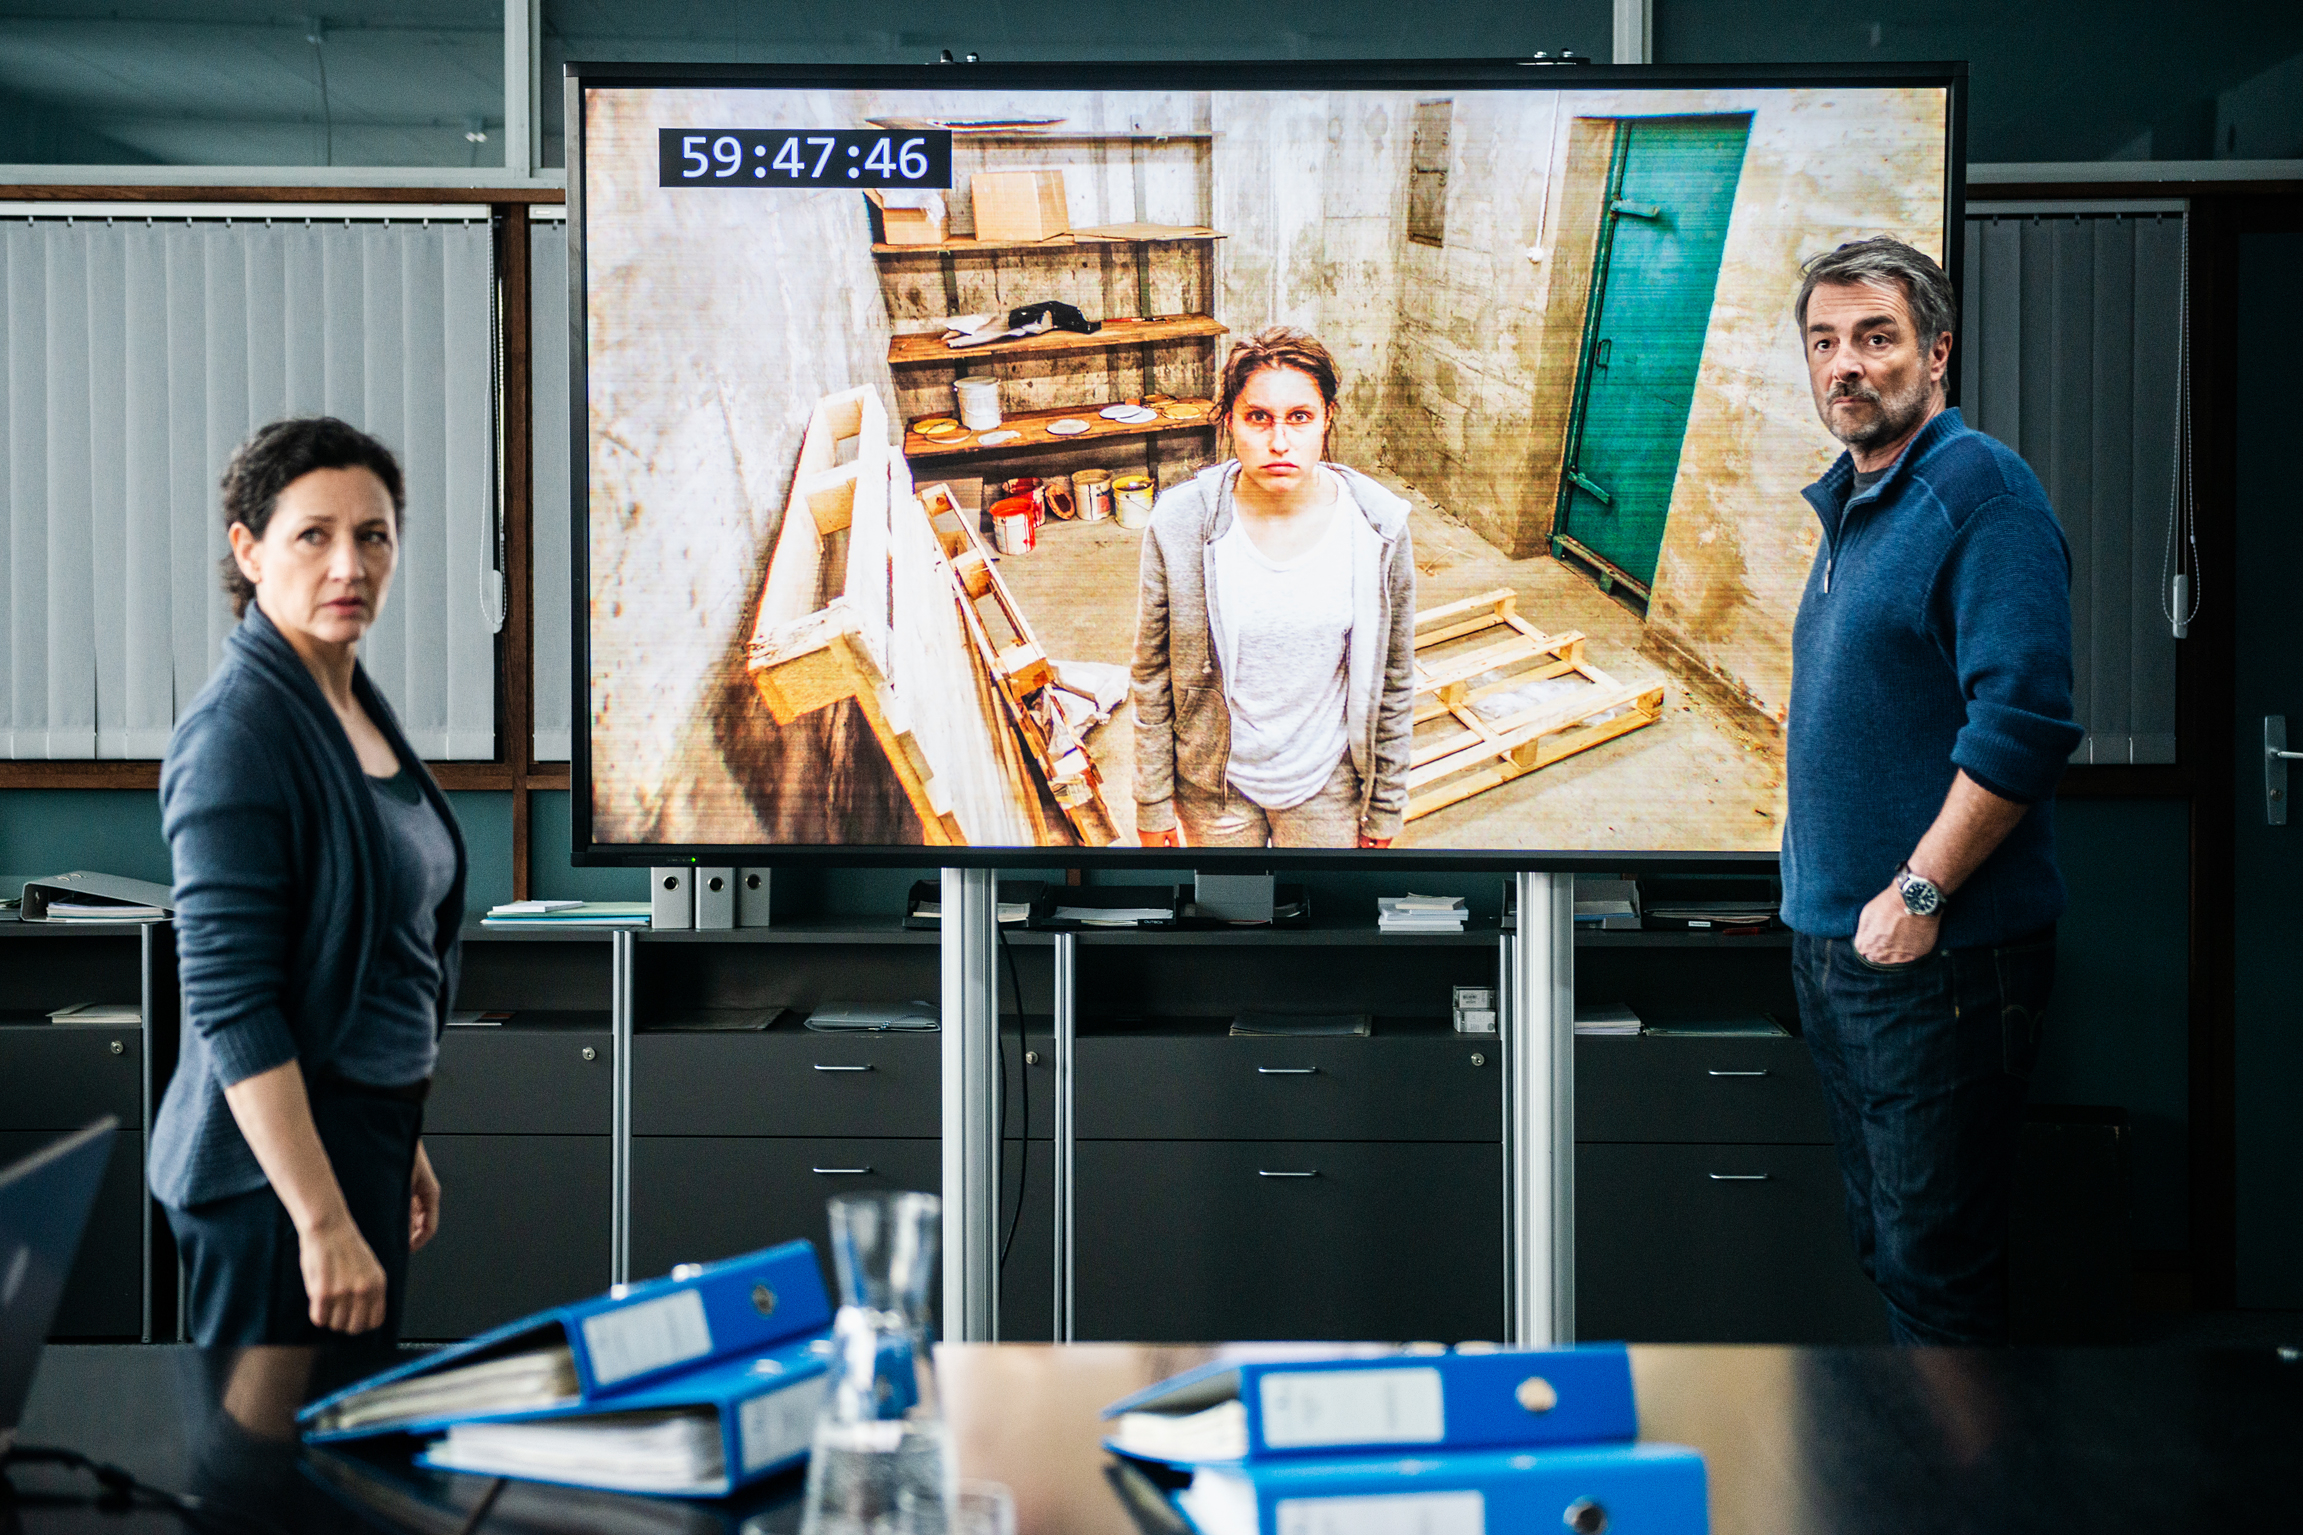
top-left (1130, 461), bottom-right (1418, 841)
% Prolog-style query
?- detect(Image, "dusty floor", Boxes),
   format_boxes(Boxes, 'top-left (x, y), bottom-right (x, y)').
top-left (983, 468), bottom-right (1787, 854)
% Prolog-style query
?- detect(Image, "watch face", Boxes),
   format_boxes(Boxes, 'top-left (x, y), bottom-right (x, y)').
top-left (1900, 875), bottom-right (1941, 917)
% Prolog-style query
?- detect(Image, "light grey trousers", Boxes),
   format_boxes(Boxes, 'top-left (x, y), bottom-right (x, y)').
top-left (1174, 755), bottom-right (1363, 848)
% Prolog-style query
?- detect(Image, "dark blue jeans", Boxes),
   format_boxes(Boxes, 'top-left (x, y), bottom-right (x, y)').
top-left (1792, 928), bottom-right (2054, 1346)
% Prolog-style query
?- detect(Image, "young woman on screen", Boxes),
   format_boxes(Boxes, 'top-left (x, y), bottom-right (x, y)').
top-left (1130, 327), bottom-right (1418, 849)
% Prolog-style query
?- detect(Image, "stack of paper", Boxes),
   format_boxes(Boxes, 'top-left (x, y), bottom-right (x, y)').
top-left (47, 1002), bottom-right (142, 1026)
top-left (42, 899), bottom-right (169, 922)
top-left (1574, 1004), bottom-right (1642, 1036)
top-left (482, 901), bottom-right (651, 928)
top-left (427, 1410), bottom-right (727, 1497)
top-left (911, 899), bottom-right (1034, 924)
top-left (1377, 894), bottom-right (1467, 933)
top-left (1051, 903), bottom-right (1174, 927)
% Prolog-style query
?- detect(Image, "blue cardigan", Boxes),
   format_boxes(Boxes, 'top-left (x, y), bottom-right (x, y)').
top-left (1782, 408), bottom-right (2083, 949)
top-left (149, 605), bottom-right (467, 1210)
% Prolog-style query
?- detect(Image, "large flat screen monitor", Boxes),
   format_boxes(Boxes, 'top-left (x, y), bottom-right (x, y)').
top-left (568, 61), bottom-right (1963, 867)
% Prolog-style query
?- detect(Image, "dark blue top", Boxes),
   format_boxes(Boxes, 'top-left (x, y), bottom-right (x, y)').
top-left (1781, 408), bottom-right (2083, 948)
top-left (149, 605), bottom-right (466, 1209)
top-left (336, 769), bottom-right (457, 1088)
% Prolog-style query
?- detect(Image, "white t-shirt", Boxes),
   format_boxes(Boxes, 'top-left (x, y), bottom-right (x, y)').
top-left (1212, 476), bottom-right (1356, 810)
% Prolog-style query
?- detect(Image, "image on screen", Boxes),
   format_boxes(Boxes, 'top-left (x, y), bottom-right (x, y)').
top-left (575, 71), bottom-right (1951, 857)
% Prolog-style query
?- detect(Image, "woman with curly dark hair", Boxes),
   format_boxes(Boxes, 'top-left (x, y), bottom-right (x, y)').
top-left (150, 417), bottom-right (466, 1346)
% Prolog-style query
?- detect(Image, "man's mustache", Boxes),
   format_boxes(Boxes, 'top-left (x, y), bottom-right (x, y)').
top-left (1829, 380), bottom-right (1882, 404)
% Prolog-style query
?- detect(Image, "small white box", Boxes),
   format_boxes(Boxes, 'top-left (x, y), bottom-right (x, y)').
top-left (737, 868), bottom-right (773, 928)
top-left (1453, 986), bottom-right (1497, 1034)
top-left (695, 868), bottom-right (735, 930)
top-left (650, 868), bottom-right (693, 930)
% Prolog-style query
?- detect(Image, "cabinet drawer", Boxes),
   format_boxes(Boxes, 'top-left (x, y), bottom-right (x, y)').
top-left (1575, 1035), bottom-right (1831, 1144)
top-left (0, 1128), bottom-right (142, 1339)
top-left (0, 1026), bottom-right (142, 1130)
top-left (1576, 1142), bottom-right (1887, 1344)
top-left (1077, 1036), bottom-right (1499, 1142)
top-left (631, 1136), bottom-right (943, 1310)
top-left (404, 1134), bottom-right (611, 1341)
top-left (1074, 1139), bottom-right (1503, 1343)
top-left (427, 1021), bottom-right (611, 1135)
top-left (633, 1032), bottom-right (940, 1137)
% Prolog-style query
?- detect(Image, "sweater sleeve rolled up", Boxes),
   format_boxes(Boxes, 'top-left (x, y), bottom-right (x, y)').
top-left (1936, 495), bottom-right (2086, 804)
top-left (161, 703), bottom-right (304, 1087)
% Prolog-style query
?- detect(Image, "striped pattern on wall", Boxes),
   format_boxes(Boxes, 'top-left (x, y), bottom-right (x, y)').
top-left (1961, 205), bottom-right (2186, 766)
top-left (0, 211), bottom-right (497, 760)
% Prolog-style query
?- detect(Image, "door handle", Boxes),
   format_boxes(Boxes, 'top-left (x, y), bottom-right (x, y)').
top-left (813, 1064), bottom-right (873, 1072)
top-left (1258, 1170), bottom-right (1318, 1178)
top-left (1706, 1070), bottom-right (1768, 1078)
top-left (1566, 468), bottom-right (1613, 506)
top-left (2267, 716), bottom-right (2301, 825)
top-left (1256, 1066), bottom-right (1318, 1075)
top-left (812, 1167), bottom-right (873, 1175)
top-left (1594, 338), bottom-right (1612, 368)
top-left (1707, 1173), bottom-right (1770, 1182)
top-left (1610, 199), bottom-right (1663, 219)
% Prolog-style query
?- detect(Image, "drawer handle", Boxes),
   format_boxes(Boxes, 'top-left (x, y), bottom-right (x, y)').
top-left (1708, 1173), bottom-right (1770, 1181)
top-left (1257, 1066), bottom-right (1318, 1075)
top-left (1707, 1070), bottom-right (1769, 1077)
top-left (813, 1064), bottom-right (873, 1073)
top-left (1258, 1170), bottom-right (1318, 1178)
top-left (812, 1167), bottom-right (873, 1176)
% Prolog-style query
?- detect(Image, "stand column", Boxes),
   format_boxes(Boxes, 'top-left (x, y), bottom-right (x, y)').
top-left (1051, 932), bottom-right (1077, 1342)
top-left (611, 928), bottom-right (635, 1287)
top-left (940, 868), bottom-right (1000, 1341)
top-left (1507, 871), bottom-right (1576, 1344)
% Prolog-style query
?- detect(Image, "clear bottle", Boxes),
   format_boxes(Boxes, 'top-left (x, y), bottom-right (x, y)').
top-left (800, 1191), bottom-right (953, 1535)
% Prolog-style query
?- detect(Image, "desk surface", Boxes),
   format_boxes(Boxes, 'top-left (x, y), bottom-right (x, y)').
top-left (9, 1342), bottom-right (2301, 1533)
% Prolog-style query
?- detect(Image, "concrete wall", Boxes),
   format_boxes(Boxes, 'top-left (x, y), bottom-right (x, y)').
top-left (584, 86), bottom-right (897, 846)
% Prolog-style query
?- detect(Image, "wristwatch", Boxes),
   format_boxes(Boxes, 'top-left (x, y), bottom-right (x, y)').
top-left (1895, 862), bottom-right (1945, 918)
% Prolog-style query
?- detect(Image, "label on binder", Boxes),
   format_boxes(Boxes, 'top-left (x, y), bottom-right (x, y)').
top-left (739, 1374), bottom-right (828, 1472)
top-left (1258, 1367), bottom-right (1446, 1449)
top-left (1276, 1490), bottom-right (1484, 1535)
top-left (582, 1289), bottom-right (713, 1386)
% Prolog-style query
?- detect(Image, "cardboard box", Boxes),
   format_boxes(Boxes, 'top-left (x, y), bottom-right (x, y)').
top-left (865, 189), bottom-right (946, 245)
top-left (970, 169), bottom-right (1069, 242)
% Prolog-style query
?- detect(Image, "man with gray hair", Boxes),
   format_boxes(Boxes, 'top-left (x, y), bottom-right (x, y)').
top-left (1782, 236), bottom-right (2082, 1345)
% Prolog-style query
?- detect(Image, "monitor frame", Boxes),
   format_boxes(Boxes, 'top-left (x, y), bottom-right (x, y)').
top-left (565, 57), bottom-right (1968, 872)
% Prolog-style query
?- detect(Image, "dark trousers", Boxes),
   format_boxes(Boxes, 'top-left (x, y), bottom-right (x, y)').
top-left (1792, 929), bottom-right (2054, 1346)
top-left (165, 1078), bottom-right (423, 1348)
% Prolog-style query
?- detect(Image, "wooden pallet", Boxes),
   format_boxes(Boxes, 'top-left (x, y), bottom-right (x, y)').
top-left (745, 387), bottom-right (1045, 846)
top-left (1405, 588), bottom-right (1665, 822)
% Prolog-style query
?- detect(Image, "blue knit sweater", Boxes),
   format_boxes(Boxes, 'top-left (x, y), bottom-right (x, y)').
top-left (149, 606), bottom-right (466, 1210)
top-left (1782, 408), bottom-right (2083, 948)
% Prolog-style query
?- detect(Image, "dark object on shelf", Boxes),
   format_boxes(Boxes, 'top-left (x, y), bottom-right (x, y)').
top-left (904, 880), bottom-right (1044, 929)
top-left (1034, 886), bottom-right (1182, 929)
top-left (1638, 876), bottom-right (1781, 933)
top-left (2009, 1105), bottom-right (2132, 1344)
top-left (1228, 1012), bottom-right (1371, 1037)
top-left (649, 1008), bottom-right (787, 1032)
top-left (805, 1001), bottom-right (939, 1032)
top-left (19, 872), bottom-right (175, 923)
top-left (1640, 1013), bottom-right (1788, 1038)
top-left (1179, 883), bottom-right (1309, 928)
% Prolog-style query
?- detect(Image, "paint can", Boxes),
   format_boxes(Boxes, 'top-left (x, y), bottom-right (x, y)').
top-left (1073, 469), bottom-right (1112, 522)
top-left (953, 375), bottom-right (1002, 431)
top-left (1113, 473), bottom-right (1155, 530)
top-left (989, 493), bottom-right (1037, 555)
top-left (1043, 473), bottom-right (1077, 520)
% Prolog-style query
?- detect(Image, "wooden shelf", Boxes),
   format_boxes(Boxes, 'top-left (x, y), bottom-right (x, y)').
top-left (888, 314), bottom-right (1225, 368)
top-left (903, 399), bottom-right (1216, 460)
top-left (874, 226), bottom-right (1225, 257)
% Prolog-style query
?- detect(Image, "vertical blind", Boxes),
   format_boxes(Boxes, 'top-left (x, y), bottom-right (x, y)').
top-left (0, 211), bottom-right (497, 760)
top-left (1961, 206), bottom-right (2186, 766)
top-left (531, 213), bottom-right (572, 762)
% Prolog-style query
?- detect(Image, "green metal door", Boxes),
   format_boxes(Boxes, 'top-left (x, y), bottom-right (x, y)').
top-left (1554, 115), bottom-right (1752, 596)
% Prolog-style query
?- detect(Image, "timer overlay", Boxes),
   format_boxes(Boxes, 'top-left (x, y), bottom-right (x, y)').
top-left (578, 82), bottom-right (1950, 855)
